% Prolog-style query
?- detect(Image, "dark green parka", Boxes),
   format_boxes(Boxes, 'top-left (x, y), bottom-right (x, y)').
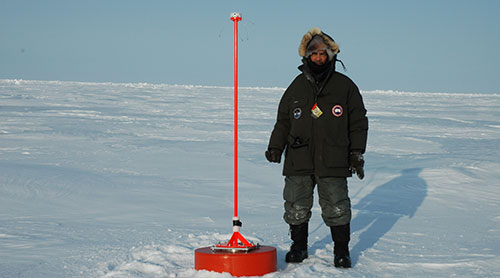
top-left (268, 29), bottom-right (368, 177)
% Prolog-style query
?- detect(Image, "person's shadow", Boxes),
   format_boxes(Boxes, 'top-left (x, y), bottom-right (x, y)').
top-left (308, 168), bottom-right (427, 265)
top-left (350, 168), bottom-right (427, 264)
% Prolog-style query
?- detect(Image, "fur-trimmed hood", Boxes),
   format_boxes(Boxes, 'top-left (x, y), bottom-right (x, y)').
top-left (299, 27), bottom-right (339, 61)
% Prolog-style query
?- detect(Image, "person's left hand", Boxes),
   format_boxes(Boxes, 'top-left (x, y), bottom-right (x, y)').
top-left (349, 151), bottom-right (365, 179)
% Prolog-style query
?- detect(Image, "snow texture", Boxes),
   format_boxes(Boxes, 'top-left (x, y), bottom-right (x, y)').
top-left (1, 79), bottom-right (499, 277)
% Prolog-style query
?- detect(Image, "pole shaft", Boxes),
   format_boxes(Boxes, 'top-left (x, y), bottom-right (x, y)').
top-left (233, 17), bottom-right (239, 219)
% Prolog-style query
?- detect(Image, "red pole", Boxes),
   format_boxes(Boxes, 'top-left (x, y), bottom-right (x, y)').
top-left (231, 13), bottom-right (241, 220)
top-left (214, 12), bottom-right (255, 249)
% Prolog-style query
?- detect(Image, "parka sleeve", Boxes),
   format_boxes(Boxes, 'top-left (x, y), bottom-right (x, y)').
top-left (347, 83), bottom-right (369, 153)
top-left (267, 89), bottom-right (291, 152)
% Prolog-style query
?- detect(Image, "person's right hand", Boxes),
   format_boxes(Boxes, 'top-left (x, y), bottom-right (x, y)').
top-left (265, 148), bottom-right (282, 163)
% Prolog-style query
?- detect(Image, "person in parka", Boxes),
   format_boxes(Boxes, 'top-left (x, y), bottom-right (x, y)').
top-left (266, 27), bottom-right (368, 268)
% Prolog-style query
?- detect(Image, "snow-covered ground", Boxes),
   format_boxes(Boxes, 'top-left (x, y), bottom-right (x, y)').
top-left (1, 79), bottom-right (499, 277)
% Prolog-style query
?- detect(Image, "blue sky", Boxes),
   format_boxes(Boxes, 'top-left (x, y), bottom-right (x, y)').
top-left (1, 0), bottom-right (499, 93)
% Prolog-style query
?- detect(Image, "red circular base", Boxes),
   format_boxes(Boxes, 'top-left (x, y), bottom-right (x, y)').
top-left (195, 245), bottom-right (277, 277)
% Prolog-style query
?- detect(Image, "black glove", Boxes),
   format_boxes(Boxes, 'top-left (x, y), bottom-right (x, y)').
top-left (265, 148), bottom-right (282, 163)
top-left (349, 151), bottom-right (365, 179)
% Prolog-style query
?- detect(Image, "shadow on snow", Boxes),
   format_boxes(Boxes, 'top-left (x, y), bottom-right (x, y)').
top-left (309, 168), bottom-right (427, 266)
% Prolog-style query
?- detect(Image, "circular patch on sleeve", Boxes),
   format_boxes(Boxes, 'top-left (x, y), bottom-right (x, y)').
top-left (293, 107), bottom-right (302, 119)
top-left (332, 105), bottom-right (343, 117)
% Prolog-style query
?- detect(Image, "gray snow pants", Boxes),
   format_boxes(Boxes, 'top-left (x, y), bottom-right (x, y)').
top-left (283, 175), bottom-right (351, 227)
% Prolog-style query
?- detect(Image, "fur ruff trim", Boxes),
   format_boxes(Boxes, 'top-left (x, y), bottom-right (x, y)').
top-left (298, 27), bottom-right (339, 57)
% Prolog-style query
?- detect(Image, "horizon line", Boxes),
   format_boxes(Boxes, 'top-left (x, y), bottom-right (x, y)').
top-left (1, 78), bottom-right (498, 97)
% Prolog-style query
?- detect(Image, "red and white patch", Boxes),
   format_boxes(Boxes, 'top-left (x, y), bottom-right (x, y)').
top-left (332, 105), bottom-right (343, 117)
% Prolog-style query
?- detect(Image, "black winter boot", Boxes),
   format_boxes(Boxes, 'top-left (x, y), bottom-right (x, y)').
top-left (331, 224), bottom-right (352, 268)
top-left (285, 222), bottom-right (308, 263)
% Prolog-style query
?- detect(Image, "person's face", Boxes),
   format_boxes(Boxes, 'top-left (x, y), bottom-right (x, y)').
top-left (310, 50), bottom-right (328, 66)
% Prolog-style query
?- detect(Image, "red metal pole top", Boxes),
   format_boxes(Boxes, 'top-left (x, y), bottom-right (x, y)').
top-left (230, 12), bottom-right (242, 22)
